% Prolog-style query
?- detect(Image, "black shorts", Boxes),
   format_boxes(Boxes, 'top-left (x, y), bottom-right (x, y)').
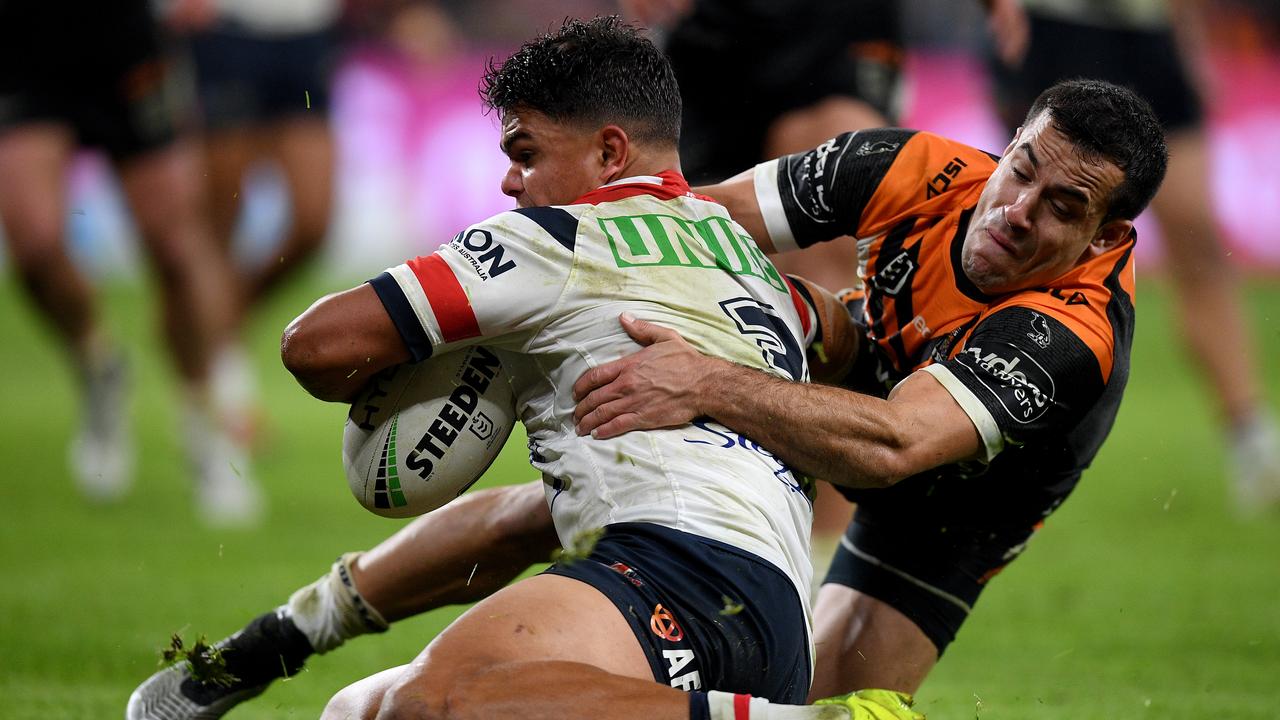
top-left (188, 24), bottom-right (338, 130)
top-left (0, 0), bottom-right (185, 160)
top-left (823, 506), bottom-right (1041, 655)
top-left (667, 0), bottom-right (903, 183)
top-left (543, 522), bottom-right (810, 703)
top-left (990, 12), bottom-right (1202, 134)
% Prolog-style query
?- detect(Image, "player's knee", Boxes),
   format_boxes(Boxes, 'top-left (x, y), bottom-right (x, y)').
top-left (321, 681), bottom-right (370, 720)
top-left (376, 673), bottom-right (452, 720)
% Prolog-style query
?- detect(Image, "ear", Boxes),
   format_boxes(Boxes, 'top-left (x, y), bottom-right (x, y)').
top-left (1090, 218), bottom-right (1135, 254)
top-left (597, 125), bottom-right (630, 182)
top-left (1002, 126), bottom-right (1024, 156)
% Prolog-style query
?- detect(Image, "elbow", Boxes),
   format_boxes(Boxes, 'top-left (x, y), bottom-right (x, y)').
top-left (280, 315), bottom-right (347, 401)
top-left (830, 435), bottom-right (916, 490)
top-left (280, 316), bottom-right (319, 381)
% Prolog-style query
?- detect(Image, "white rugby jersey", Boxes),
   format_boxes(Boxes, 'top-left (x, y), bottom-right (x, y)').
top-left (370, 171), bottom-right (817, 621)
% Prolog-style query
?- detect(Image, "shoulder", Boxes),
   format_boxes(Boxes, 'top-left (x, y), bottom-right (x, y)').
top-left (982, 243), bottom-right (1136, 382)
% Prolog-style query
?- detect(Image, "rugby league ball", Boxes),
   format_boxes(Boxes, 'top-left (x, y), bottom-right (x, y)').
top-left (343, 346), bottom-right (516, 518)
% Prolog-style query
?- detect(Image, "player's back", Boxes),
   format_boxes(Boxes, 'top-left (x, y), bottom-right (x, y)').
top-left (506, 174), bottom-right (815, 613)
top-left (371, 171), bottom-right (816, 614)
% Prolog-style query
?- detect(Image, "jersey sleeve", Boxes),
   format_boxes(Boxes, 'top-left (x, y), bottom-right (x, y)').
top-left (754, 128), bottom-right (917, 252)
top-left (754, 129), bottom-right (998, 252)
top-left (918, 305), bottom-right (1107, 462)
top-left (367, 207), bottom-right (578, 361)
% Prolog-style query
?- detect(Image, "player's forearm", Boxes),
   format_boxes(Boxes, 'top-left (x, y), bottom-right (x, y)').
top-left (697, 361), bottom-right (913, 488)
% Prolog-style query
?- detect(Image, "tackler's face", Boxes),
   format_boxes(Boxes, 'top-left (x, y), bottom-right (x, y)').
top-left (498, 108), bottom-right (607, 209)
top-left (962, 112), bottom-right (1133, 296)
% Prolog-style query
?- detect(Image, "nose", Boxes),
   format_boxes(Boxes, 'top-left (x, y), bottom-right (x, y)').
top-left (1003, 192), bottom-right (1033, 231)
top-left (500, 166), bottom-right (523, 200)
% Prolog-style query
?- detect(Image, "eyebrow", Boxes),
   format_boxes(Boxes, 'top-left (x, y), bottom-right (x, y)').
top-left (1015, 143), bottom-right (1091, 206)
top-left (500, 129), bottom-right (531, 155)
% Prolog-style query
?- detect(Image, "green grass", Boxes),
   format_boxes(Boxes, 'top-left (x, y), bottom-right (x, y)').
top-left (1, 272), bottom-right (1278, 718)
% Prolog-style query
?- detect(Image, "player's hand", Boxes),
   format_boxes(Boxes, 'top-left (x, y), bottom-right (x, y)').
top-left (573, 312), bottom-right (716, 439)
top-left (986, 0), bottom-right (1030, 68)
top-left (619, 0), bottom-right (694, 31)
top-left (813, 689), bottom-right (925, 720)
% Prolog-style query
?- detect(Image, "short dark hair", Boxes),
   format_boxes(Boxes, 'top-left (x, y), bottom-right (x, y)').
top-left (479, 16), bottom-right (681, 146)
top-left (1026, 79), bottom-right (1168, 222)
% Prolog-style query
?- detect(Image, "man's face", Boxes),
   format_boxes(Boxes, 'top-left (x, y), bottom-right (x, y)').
top-left (962, 112), bottom-right (1130, 295)
top-left (499, 109), bottom-right (605, 208)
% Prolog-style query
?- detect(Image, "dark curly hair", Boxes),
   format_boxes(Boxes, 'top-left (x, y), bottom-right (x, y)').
top-left (479, 16), bottom-right (681, 146)
top-left (1026, 79), bottom-right (1169, 223)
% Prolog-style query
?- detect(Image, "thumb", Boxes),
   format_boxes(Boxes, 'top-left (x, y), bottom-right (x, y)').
top-left (619, 311), bottom-right (676, 346)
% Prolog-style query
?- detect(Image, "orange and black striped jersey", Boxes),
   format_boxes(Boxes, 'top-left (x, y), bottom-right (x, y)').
top-left (754, 128), bottom-right (1136, 528)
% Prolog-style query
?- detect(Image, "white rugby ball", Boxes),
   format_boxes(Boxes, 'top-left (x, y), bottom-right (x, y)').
top-left (343, 346), bottom-right (517, 518)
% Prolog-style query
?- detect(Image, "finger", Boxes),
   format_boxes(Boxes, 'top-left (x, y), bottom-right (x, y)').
top-left (619, 312), bottom-right (680, 346)
top-left (573, 359), bottom-right (627, 402)
top-left (573, 382), bottom-right (628, 425)
top-left (575, 399), bottom-right (632, 436)
top-left (584, 412), bottom-right (643, 440)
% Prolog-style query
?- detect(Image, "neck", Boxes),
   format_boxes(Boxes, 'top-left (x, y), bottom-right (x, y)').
top-left (609, 146), bottom-right (682, 183)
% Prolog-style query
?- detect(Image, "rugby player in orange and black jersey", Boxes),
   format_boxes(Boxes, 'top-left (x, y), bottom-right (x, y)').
top-left (754, 125), bottom-right (1136, 652)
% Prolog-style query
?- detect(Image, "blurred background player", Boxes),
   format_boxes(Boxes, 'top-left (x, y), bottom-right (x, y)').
top-left (985, 0), bottom-right (1280, 515)
top-left (0, 0), bottom-right (262, 525)
top-left (165, 0), bottom-right (343, 444)
top-left (622, 0), bottom-right (906, 557)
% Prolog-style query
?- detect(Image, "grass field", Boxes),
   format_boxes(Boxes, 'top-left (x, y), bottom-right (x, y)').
top-left (1, 271), bottom-right (1278, 719)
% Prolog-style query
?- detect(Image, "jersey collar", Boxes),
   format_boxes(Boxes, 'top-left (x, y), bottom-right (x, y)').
top-left (572, 170), bottom-right (713, 205)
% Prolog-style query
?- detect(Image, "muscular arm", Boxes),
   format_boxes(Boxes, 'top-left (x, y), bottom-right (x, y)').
top-left (573, 315), bottom-right (981, 488)
top-left (280, 283), bottom-right (411, 402)
top-left (694, 169), bottom-right (776, 253)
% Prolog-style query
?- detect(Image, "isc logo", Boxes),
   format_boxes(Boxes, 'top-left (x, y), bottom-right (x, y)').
top-left (925, 156), bottom-right (969, 199)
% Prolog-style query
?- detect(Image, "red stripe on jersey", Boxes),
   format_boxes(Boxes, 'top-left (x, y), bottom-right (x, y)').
top-left (734, 694), bottom-right (752, 720)
top-left (574, 170), bottom-right (715, 205)
top-left (783, 276), bottom-right (813, 339)
top-left (405, 255), bottom-right (481, 342)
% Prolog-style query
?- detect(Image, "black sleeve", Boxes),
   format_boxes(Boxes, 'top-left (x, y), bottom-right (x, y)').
top-left (776, 128), bottom-right (917, 247)
top-left (938, 306), bottom-right (1105, 446)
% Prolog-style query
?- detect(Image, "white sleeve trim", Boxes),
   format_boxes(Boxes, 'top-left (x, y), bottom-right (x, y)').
top-left (919, 364), bottom-right (1005, 462)
top-left (754, 158), bottom-right (798, 253)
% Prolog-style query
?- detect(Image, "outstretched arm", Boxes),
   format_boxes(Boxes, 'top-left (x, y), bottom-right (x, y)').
top-left (573, 314), bottom-right (981, 488)
top-left (280, 283), bottom-right (411, 402)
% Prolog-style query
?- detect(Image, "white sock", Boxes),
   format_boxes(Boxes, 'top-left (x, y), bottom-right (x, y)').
top-left (286, 552), bottom-right (389, 654)
top-left (706, 691), bottom-right (850, 720)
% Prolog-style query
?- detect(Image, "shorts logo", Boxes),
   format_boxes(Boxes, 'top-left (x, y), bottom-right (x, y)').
top-left (958, 344), bottom-right (1056, 424)
top-left (609, 562), bottom-right (645, 588)
top-left (650, 604), bottom-right (684, 642)
top-left (1027, 312), bottom-right (1051, 348)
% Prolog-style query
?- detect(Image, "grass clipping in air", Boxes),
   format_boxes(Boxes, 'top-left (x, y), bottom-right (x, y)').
top-left (159, 633), bottom-right (239, 687)
top-left (551, 526), bottom-right (605, 565)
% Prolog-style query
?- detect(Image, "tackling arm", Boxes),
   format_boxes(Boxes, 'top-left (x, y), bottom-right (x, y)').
top-left (280, 283), bottom-right (411, 402)
top-left (573, 315), bottom-right (982, 488)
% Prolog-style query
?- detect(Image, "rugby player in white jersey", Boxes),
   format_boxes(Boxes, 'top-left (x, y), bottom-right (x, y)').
top-left (129, 16), bottom-right (919, 720)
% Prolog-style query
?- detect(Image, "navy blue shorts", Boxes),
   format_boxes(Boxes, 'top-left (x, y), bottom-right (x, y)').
top-left (544, 522), bottom-right (810, 703)
top-left (0, 0), bottom-right (185, 161)
top-left (824, 507), bottom-right (1040, 655)
top-left (188, 25), bottom-right (338, 130)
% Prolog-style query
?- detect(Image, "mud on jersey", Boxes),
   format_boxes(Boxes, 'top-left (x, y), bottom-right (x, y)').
top-left (369, 172), bottom-right (817, 626)
top-left (755, 129), bottom-right (1136, 530)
